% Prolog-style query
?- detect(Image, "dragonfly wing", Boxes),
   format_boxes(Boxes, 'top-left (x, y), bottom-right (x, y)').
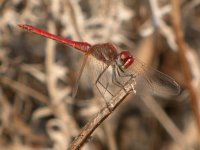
top-left (72, 54), bottom-right (89, 99)
top-left (87, 55), bottom-right (112, 86)
top-left (145, 69), bottom-right (180, 96)
top-left (129, 56), bottom-right (180, 97)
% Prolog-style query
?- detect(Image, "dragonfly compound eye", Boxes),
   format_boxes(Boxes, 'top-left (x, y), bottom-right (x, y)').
top-left (119, 51), bottom-right (134, 69)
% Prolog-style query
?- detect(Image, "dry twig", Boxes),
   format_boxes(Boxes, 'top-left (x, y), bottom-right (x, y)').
top-left (142, 95), bottom-right (191, 150)
top-left (69, 86), bottom-right (133, 150)
top-left (170, 0), bottom-right (200, 133)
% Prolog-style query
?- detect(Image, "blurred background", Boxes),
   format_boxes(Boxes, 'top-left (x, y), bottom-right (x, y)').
top-left (0, 0), bottom-right (200, 149)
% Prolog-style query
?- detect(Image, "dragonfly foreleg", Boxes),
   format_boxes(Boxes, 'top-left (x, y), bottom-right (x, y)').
top-left (112, 65), bottom-right (128, 92)
top-left (116, 66), bottom-right (136, 78)
top-left (115, 65), bottom-right (136, 92)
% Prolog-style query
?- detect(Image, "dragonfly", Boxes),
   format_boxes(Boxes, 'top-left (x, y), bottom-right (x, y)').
top-left (18, 24), bottom-right (180, 102)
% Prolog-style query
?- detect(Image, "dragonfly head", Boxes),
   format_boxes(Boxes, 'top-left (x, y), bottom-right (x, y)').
top-left (118, 51), bottom-right (134, 69)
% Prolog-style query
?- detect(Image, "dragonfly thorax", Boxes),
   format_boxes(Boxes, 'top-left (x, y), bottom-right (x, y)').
top-left (117, 51), bottom-right (134, 69)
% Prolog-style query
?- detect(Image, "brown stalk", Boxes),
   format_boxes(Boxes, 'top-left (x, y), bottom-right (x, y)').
top-left (142, 95), bottom-right (190, 149)
top-left (69, 87), bottom-right (133, 150)
top-left (170, 0), bottom-right (200, 132)
top-left (45, 20), bottom-right (79, 137)
top-left (65, 0), bottom-right (83, 41)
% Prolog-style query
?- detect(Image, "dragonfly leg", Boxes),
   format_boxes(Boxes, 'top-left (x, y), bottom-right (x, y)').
top-left (112, 65), bottom-right (127, 92)
top-left (96, 80), bottom-right (114, 97)
top-left (95, 65), bottom-right (113, 96)
top-left (95, 65), bottom-right (114, 109)
top-left (116, 67), bottom-right (136, 92)
top-left (116, 66), bottom-right (136, 78)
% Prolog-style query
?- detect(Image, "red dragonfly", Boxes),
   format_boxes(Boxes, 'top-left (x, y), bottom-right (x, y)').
top-left (18, 24), bottom-right (180, 101)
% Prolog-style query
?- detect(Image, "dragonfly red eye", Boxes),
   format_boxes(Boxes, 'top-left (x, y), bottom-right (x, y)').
top-left (119, 51), bottom-right (134, 69)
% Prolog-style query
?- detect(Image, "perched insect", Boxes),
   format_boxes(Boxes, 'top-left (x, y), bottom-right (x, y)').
top-left (18, 24), bottom-right (180, 102)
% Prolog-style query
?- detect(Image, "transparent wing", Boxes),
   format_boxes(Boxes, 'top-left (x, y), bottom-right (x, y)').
top-left (77, 49), bottom-right (180, 100)
top-left (72, 54), bottom-right (89, 99)
top-left (87, 55), bottom-right (113, 94)
top-left (128, 56), bottom-right (180, 97)
top-left (72, 53), bottom-right (114, 101)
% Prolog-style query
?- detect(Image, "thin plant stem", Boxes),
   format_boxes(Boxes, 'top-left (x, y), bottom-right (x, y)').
top-left (69, 87), bottom-right (133, 150)
top-left (170, 0), bottom-right (200, 133)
